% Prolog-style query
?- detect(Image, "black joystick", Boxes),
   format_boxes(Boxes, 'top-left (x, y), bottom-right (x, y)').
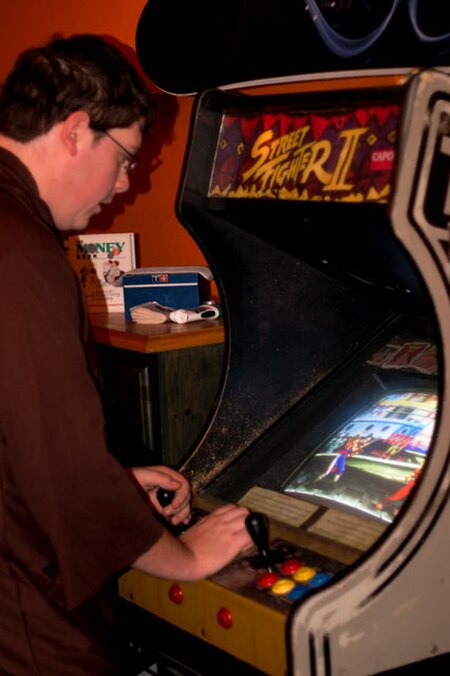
top-left (156, 487), bottom-right (175, 507)
top-left (245, 512), bottom-right (273, 572)
top-left (155, 487), bottom-right (188, 536)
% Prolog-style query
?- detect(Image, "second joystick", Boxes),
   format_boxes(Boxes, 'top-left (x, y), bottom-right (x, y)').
top-left (245, 512), bottom-right (274, 572)
top-left (156, 487), bottom-right (175, 507)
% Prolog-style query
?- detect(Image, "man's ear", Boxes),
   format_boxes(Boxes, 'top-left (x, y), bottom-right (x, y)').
top-left (60, 110), bottom-right (91, 156)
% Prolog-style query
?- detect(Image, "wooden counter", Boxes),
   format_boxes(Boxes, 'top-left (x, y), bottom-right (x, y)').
top-left (89, 312), bottom-right (225, 353)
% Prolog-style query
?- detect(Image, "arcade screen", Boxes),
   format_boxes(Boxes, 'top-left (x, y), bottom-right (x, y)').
top-left (283, 389), bottom-right (437, 523)
top-left (205, 317), bottom-right (439, 539)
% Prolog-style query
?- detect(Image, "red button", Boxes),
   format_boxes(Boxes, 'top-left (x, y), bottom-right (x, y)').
top-left (255, 571), bottom-right (280, 589)
top-left (217, 607), bottom-right (233, 629)
top-left (280, 558), bottom-right (303, 575)
top-left (168, 583), bottom-right (184, 605)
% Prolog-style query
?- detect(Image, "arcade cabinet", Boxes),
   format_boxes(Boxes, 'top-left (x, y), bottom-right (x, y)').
top-left (118, 3), bottom-right (450, 675)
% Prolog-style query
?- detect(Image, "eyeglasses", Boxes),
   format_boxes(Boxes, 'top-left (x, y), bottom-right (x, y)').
top-left (100, 129), bottom-right (139, 173)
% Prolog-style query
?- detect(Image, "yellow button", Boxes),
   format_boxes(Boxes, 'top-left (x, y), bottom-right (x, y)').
top-left (293, 566), bottom-right (316, 583)
top-left (271, 579), bottom-right (296, 596)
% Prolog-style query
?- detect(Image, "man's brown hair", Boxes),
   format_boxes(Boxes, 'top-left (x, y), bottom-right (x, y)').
top-left (0, 34), bottom-right (155, 141)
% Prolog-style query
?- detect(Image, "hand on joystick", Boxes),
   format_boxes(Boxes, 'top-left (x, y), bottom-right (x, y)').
top-left (156, 487), bottom-right (190, 536)
top-left (245, 512), bottom-right (273, 572)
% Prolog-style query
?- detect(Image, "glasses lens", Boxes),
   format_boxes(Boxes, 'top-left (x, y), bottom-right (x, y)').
top-left (98, 129), bottom-right (138, 172)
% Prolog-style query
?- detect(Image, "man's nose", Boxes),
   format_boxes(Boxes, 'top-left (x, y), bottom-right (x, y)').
top-left (115, 168), bottom-right (130, 194)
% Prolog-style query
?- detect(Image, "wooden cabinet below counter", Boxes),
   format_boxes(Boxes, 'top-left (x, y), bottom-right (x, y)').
top-left (90, 313), bottom-right (225, 467)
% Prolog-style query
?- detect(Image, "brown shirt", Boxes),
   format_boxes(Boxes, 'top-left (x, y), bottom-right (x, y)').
top-left (0, 148), bottom-right (164, 674)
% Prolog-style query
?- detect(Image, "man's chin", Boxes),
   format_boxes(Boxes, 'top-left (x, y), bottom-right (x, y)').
top-left (59, 216), bottom-right (92, 234)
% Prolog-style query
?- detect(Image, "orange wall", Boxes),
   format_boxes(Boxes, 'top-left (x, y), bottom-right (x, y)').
top-left (0, 1), bottom-right (207, 268)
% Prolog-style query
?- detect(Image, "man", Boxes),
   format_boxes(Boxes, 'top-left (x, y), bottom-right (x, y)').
top-left (0, 34), bottom-right (251, 675)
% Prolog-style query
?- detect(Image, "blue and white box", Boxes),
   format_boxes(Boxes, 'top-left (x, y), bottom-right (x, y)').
top-left (123, 266), bottom-right (213, 320)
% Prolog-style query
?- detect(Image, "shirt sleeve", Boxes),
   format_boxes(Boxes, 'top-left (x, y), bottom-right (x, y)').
top-left (0, 237), bottom-right (164, 611)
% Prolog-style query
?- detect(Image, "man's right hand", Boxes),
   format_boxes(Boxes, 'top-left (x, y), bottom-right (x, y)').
top-left (132, 503), bottom-right (252, 582)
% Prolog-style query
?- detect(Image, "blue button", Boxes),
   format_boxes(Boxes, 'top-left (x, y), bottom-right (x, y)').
top-left (309, 572), bottom-right (333, 588)
top-left (287, 585), bottom-right (310, 601)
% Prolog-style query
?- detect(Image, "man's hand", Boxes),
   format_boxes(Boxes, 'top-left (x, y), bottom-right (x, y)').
top-left (178, 503), bottom-right (253, 578)
top-left (132, 503), bottom-right (253, 582)
top-left (130, 466), bottom-right (192, 526)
